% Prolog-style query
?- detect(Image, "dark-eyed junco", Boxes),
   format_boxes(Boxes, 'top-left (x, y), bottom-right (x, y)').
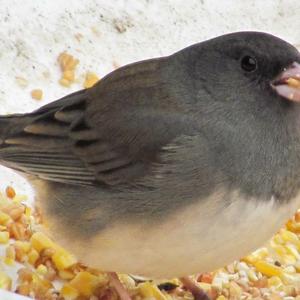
top-left (0, 31), bottom-right (300, 300)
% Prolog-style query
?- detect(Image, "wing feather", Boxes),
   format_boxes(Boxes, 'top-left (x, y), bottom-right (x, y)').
top-left (0, 57), bottom-right (198, 186)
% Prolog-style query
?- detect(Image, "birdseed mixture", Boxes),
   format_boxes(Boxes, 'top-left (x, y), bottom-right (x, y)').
top-left (0, 186), bottom-right (298, 300)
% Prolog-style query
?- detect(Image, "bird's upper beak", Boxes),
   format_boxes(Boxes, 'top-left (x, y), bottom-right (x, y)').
top-left (272, 62), bottom-right (300, 102)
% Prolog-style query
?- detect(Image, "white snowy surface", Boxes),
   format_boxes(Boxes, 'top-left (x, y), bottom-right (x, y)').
top-left (0, 0), bottom-right (299, 299)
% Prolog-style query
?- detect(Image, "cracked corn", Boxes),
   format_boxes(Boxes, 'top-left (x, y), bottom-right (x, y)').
top-left (57, 52), bottom-right (79, 87)
top-left (1, 187), bottom-right (300, 299)
top-left (84, 72), bottom-right (100, 88)
top-left (30, 89), bottom-right (43, 101)
top-left (57, 52), bottom-right (99, 89)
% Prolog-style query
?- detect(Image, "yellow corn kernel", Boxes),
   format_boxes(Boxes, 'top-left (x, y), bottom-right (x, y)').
top-left (295, 210), bottom-right (300, 222)
top-left (6, 245), bottom-right (15, 260)
top-left (25, 207), bottom-right (31, 218)
top-left (279, 228), bottom-right (299, 242)
top-left (60, 283), bottom-right (79, 300)
top-left (30, 232), bottom-right (55, 252)
top-left (0, 272), bottom-right (12, 290)
top-left (58, 53), bottom-right (69, 69)
top-left (67, 58), bottom-right (79, 70)
top-left (243, 247), bottom-right (269, 264)
top-left (268, 276), bottom-right (283, 288)
top-left (58, 52), bottom-right (72, 69)
top-left (15, 241), bottom-right (31, 253)
top-left (32, 273), bottom-right (52, 289)
top-left (63, 70), bottom-right (75, 81)
top-left (59, 270), bottom-right (75, 280)
top-left (286, 220), bottom-right (300, 233)
top-left (28, 248), bottom-right (39, 265)
top-left (273, 234), bottom-right (285, 244)
top-left (18, 268), bottom-right (33, 283)
top-left (16, 283), bottom-right (30, 296)
top-left (285, 244), bottom-right (300, 259)
top-left (294, 261), bottom-right (300, 272)
top-left (216, 296), bottom-right (228, 300)
top-left (287, 78), bottom-right (300, 88)
top-left (0, 211), bottom-right (11, 225)
top-left (170, 278), bottom-right (180, 286)
top-left (58, 52), bottom-right (79, 73)
top-left (4, 205), bottom-right (25, 221)
top-left (70, 271), bottom-right (101, 297)
top-left (4, 257), bottom-right (14, 266)
top-left (52, 249), bottom-right (77, 270)
top-left (84, 72), bottom-right (99, 88)
top-left (6, 186), bottom-right (16, 199)
top-left (198, 282), bottom-right (211, 292)
top-left (13, 195), bottom-right (28, 204)
top-left (139, 282), bottom-right (167, 300)
top-left (0, 231), bottom-right (9, 244)
top-left (14, 244), bottom-right (26, 263)
top-left (118, 274), bottom-right (136, 290)
top-left (247, 269), bottom-right (258, 281)
top-left (59, 78), bottom-right (71, 87)
top-left (273, 244), bottom-right (287, 256)
top-left (254, 261), bottom-right (282, 277)
top-left (282, 254), bottom-right (297, 265)
top-left (31, 89), bottom-right (43, 101)
top-left (36, 264), bottom-right (48, 276)
top-left (280, 229), bottom-right (299, 243)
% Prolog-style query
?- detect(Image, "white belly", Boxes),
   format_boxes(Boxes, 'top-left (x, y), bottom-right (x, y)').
top-left (73, 190), bottom-right (300, 278)
top-left (33, 181), bottom-right (300, 279)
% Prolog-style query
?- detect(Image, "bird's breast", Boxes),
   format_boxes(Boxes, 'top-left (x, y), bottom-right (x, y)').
top-left (30, 178), bottom-right (300, 279)
top-left (83, 191), bottom-right (299, 278)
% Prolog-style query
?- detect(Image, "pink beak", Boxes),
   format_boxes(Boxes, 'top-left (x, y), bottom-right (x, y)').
top-left (272, 62), bottom-right (300, 102)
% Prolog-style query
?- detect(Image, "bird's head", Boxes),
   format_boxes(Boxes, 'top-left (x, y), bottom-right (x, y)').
top-left (176, 31), bottom-right (300, 117)
top-left (172, 32), bottom-right (300, 200)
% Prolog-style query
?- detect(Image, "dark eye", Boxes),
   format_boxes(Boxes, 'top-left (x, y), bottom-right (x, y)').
top-left (241, 55), bottom-right (257, 72)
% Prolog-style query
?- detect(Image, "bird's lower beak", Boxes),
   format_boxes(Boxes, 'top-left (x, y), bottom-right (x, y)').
top-left (272, 62), bottom-right (300, 102)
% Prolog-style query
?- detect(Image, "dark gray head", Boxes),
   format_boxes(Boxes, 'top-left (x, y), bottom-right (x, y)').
top-left (174, 31), bottom-right (300, 108)
top-left (169, 32), bottom-right (300, 201)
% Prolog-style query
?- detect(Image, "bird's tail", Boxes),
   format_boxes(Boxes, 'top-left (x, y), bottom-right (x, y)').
top-left (0, 115), bottom-right (6, 130)
top-left (0, 114), bottom-right (29, 145)
top-left (0, 115), bottom-right (14, 144)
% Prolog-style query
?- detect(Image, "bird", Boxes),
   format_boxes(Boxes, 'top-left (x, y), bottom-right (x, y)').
top-left (0, 31), bottom-right (300, 300)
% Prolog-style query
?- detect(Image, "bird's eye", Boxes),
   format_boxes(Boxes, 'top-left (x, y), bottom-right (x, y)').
top-left (241, 55), bottom-right (257, 72)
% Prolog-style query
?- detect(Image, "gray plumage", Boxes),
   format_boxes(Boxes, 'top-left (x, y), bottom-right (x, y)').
top-left (0, 31), bottom-right (300, 277)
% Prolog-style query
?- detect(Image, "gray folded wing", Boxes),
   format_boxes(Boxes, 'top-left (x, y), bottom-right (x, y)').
top-left (0, 57), bottom-right (198, 186)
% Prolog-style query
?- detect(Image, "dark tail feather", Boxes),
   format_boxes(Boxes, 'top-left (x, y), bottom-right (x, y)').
top-left (0, 114), bottom-right (31, 145)
top-left (0, 89), bottom-right (88, 147)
